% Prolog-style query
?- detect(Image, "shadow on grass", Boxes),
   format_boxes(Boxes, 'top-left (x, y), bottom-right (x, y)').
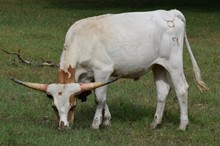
top-left (72, 99), bottom-right (185, 129)
top-left (4, 99), bottom-right (202, 131)
top-left (2, 98), bottom-right (184, 130)
top-left (73, 100), bottom-right (155, 129)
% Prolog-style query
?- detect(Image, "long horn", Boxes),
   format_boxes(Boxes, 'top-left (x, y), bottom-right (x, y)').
top-left (80, 75), bottom-right (122, 91)
top-left (9, 77), bottom-right (48, 92)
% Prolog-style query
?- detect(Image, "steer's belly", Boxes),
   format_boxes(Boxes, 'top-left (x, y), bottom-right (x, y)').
top-left (112, 65), bottom-right (153, 79)
top-left (110, 49), bottom-right (157, 79)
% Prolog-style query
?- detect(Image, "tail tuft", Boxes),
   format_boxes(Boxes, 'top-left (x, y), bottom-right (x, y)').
top-left (194, 69), bottom-right (209, 92)
top-left (184, 33), bottom-right (208, 92)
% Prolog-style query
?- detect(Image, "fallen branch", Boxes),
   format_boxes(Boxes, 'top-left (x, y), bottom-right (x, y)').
top-left (1, 48), bottom-right (58, 68)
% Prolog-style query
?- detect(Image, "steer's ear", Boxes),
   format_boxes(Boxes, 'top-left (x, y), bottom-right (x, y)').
top-left (75, 76), bottom-right (122, 102)
top-left (76, 90), bottom-right (92, 102)
top-left (9, 77), bottom-right (48, 92)
top-left (79, 75), bottom-right (122, 91)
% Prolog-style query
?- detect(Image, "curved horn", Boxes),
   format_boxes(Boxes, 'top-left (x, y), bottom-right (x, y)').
top-left (9, 77), bottom-right (48, 92)
top-left (80, 75), bottom-right (122, 91)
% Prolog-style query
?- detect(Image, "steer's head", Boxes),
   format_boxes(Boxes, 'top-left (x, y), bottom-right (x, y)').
top-left (9, 76), bottom-right (120, 130)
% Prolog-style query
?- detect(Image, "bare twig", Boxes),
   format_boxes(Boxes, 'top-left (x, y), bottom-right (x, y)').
top-left (1, 48), bottom-right (31, 64)
top-left (1, 48), bottom-right (58, 68)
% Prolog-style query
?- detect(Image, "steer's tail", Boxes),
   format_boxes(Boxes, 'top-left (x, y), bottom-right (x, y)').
top-left (172, 9), bottom-right (208, 91)
top-left (184, 33), bottom-right (208, 92)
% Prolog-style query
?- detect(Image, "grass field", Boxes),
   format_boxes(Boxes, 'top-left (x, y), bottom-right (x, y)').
top-left (0, 0), bottom-right (220, 145)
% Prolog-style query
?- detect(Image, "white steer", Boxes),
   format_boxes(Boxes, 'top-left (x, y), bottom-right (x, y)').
top-left (11, 9), bottom-right (207, 130)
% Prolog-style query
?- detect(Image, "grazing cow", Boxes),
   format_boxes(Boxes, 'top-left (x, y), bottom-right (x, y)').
top-left (10, 9), bottom-right (207, 131)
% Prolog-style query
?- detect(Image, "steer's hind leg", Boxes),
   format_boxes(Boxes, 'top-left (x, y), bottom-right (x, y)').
top-left (150, 65), bottom-right (171, 129)
top-left (91, 70), bottom-right (112, 129)
top-left (168, 66), bottom-right (189, 131)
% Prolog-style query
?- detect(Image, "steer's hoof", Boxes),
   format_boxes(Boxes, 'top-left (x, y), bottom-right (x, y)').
top-left (102, 120), bottom-right (111, 127)
top-left (150, 122), bottom-right (159, 129)
top-left (178, 120), bottom-right (189, 131)
top-left (91, 117), bottom-right (102, 129)
top-left (91, 124), bottom-right (100, 130)
top-left (178, 124), bottom-right (188, 131)
top-left (91, 125), bottom-right (99, 129)
top-left (102, 118), bottom-right (111, 127)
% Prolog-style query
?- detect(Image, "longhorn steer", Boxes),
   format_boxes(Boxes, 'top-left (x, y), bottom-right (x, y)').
top-left (11, 9), bottom-right (207, 130)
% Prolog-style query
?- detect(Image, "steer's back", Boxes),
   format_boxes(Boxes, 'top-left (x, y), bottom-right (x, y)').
top-left (60, 10), bottom-right (185, 78)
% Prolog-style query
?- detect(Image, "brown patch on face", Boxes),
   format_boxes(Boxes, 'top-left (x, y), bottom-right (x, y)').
top-left (68, 95), bottom-right (76, 126)
top-left (68, 108), bottom-right (75, 126)
top-left (52, 105), bottom-right (60, 127)
top-left (69, 95), bottom-right (76, 106)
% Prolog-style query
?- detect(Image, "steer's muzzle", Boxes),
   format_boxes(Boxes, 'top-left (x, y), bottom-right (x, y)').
top-left (58, 121), bottom-right (71, 130)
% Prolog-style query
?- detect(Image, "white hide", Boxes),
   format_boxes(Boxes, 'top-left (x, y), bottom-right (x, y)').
top-left (59, 9), bottom-right (185, 78)
top-left (46, 83), bottom-right (81, 126)
top-left (58, 9), bottom-right (206, 130)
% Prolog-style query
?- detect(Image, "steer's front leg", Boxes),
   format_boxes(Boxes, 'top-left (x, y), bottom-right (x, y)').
top-left (91, 71), bottom-right (112, 129)
top-left (91, 86), bottom-right (108, 129)
top-left (102, 103), bottom-right (111, 126)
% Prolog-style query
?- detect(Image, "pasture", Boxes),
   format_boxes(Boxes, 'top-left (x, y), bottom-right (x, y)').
top-left (0, 0), bottom-right (219, 145)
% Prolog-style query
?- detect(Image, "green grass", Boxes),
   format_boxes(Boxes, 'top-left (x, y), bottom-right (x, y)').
top-left (0, 0), bottom-right (220, 145)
